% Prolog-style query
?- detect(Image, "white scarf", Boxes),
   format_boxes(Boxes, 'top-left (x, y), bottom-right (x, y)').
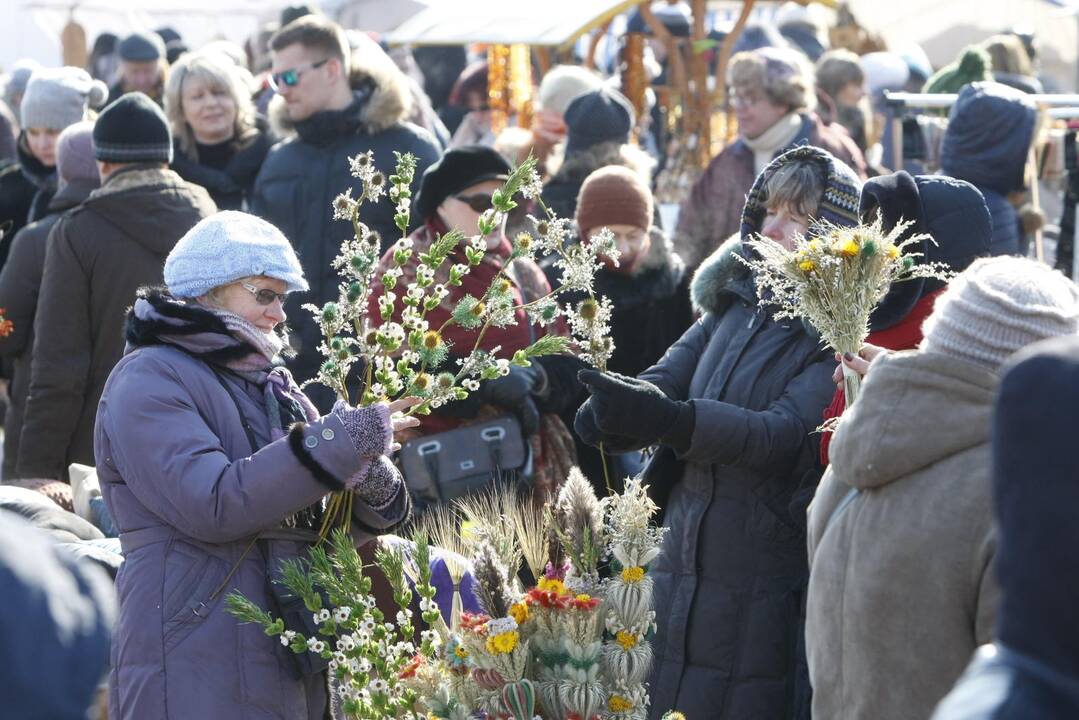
top-left (742, 113), bottom-right (803, 175)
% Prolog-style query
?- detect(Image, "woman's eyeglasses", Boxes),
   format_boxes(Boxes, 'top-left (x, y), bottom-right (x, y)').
top-left (241, 282), bottom-right (288, 306)
top-left (268, 59), bottom-right (328, 91)
top-left (454, 193), bottom-right (494, 213)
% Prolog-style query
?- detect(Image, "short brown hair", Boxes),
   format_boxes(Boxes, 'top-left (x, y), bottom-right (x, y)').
top-left (270, 15), bottom-right (349, 71)
top-left (815, 49), bottom-right (865, 100)
top-left (760, 159), bottom-right (825, 218)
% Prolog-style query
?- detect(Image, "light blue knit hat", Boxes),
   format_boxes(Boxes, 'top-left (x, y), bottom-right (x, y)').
top-left (164, 211), bottom-right (308, 298)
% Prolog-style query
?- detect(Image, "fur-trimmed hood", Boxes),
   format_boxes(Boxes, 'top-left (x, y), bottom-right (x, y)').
top-left (268, 45), bottom-right (414, 139)
top-left (689, 234), bottom-right (755, 315)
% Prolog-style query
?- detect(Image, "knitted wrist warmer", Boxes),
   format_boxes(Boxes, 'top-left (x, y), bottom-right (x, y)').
top-left (332, 401), bottom-right (393, 459)
top-left (347, 455), bottom-right (403, 510)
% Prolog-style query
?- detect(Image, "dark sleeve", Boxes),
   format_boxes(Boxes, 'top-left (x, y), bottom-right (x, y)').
top-left (17, 217), bottom-right (92, 479)
top-left (638, 316), bottom-right (715, 401)
top-left (0, 221), bottom-right (48, 359)
top-left (532, 354), bottom-right (588, 414)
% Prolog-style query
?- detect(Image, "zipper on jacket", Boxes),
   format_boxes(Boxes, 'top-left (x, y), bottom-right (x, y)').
top-left (747, 306), bottom-right (762, 329)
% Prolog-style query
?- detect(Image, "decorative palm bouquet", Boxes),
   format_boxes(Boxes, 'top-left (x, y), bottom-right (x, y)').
top-left (307, 151), bottom-right (624, 535)
top-left (740, 218), bottom-right (951, 406)
top-left (227, 471), bottom-right (669, 720)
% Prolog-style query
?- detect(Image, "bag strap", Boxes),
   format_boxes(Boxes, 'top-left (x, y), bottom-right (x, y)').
top-left (823, 487), bottom-right (859, 535)
top-left (207, 366), bottom-right (260, 454)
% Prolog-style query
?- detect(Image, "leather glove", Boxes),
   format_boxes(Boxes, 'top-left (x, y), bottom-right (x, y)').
top-left (578, 369), bottom-right (695, 452)
top-left (574, 399), bottom-right (648, 453)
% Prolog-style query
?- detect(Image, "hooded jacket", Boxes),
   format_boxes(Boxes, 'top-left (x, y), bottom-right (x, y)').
top-left (0, 178), bottom-right (99, 479)
top-left (806, 350), bottom-right (999, 720)
top-left (673, 112), bottom-right (866, 270)
top-left (941, 82), bottom-right (1037, 256)
top-left (16, 166), bottom-right (216, 480)
top-left (251, 51), bottom-right (440, 407)
top-left (639, 148), bottom-right (860, 719)
top-left (932, 336), bottom-right (1079, 720)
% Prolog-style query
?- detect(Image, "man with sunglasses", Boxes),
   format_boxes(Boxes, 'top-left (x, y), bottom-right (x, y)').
top-left (251, 14), bottom-right (440, 408)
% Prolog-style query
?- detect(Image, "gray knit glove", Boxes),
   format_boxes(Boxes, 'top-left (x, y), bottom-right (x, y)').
top-left (332, 401), bottom-right (393, 460)
top-left (349, 455), bottom-right (403, 509)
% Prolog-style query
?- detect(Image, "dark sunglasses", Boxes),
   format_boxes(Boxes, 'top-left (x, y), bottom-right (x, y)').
top-left (268, 58), bottom-right (328, 91)
top-left (241, 282), bottom-right (288, 306)
top-left (454, 193), bottom-right (494, 213)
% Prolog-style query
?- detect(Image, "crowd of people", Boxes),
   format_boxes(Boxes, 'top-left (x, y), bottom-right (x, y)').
top-left (1, 3), bottom-right (1077, 719)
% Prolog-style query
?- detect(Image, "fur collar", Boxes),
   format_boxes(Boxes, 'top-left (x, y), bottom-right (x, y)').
top-left (546, 141), bottom-right (656, 182)
top-left (690, 235), bottom-right (755, 315)
top-left (90, 165), bottom-right (184, 200)
top-left (269, 46), bottom-right (413, 139)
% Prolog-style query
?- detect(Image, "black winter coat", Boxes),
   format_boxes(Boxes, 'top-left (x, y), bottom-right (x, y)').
top-left (170, 121), bottom-right (274, 210)
top-left (0, 136), bottom-right (56, 264)
top-left (0, 178), bottom-right (98, 479)
top-left (640, 238), bottom-right (834, 719)
top-left (252, 78), bottom-right (440, 408)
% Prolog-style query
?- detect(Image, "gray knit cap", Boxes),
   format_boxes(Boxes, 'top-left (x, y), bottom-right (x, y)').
top-left (922, 256), bottom-right (1079, 372)
top-left (20, 67), bottom-right (108, 131)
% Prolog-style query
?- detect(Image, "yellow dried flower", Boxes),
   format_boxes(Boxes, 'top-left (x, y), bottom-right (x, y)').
top-left (413, 373), bottom-right (431, 391)
top-left (615, 630), bottom-right (638, 650)
top-left (485, 630), bottom-right (519, 655)
top-left (837, 239), bottom-right (860, 258)
top-left (537, 577), bottom-right (567, 595)
top-left (807, 240), bottom-right (822, 253)
top-left (422, 330), bottom-right (441, 350)
top-left (509, 602), bottom-right (530, 625)
top-left (798, 259), bottom-right (817, 273)
top-left (514, 232), bottom-right (533, 250)
top-left (621, 566), bottom-right (646, 583)
top-left (885, 244), bottom-right (900, 259)
top-left (609, 695), bottom-right (635, 712)
top-left (454, 646), bottom-right (469, 660)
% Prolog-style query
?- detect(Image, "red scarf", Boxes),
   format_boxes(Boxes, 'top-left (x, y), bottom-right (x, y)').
top-left (819, 288), bottom-right (944, 465)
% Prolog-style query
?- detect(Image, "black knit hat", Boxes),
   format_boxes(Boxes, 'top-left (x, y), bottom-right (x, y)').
top-left (118, 31), bottom-right (165, 62)
top-left (415, 145), bottom-right (510, 221)
top-left (564, 87), bottom-right (635, 155)
top-left (862, 171), bottom-right (991, 331)
top-left (93, 92), bottom-right (173, 164)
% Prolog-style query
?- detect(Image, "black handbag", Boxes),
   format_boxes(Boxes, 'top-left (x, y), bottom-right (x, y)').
top-left (398, 414), bottom-right (528, 506)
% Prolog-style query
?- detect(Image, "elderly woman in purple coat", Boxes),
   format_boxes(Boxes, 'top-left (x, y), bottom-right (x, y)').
top-left (96, 210), bottom-right (420, 719)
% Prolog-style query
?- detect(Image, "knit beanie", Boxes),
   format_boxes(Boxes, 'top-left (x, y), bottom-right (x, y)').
top-left (921, 256), bottom-right (1079, 372)
top-left (3, 59), bottom-right (41, 111)
top-left (564, 87), bottom-right (635, 155)
top-left (537, 65), bottom-right (604, 116)
top-left (19, 67), bottom-right (108, 131)
top-left (576, 166), bottom-right (653, 237)
top-left (92, 92), bottom-right (173, 164)
top-left (55, 121), bottom-right (99, 185)
top-left (118, 31), bottom-right (165, 62)
top-left (924, 46), bottom-right (992, 94)
top-left (165, 211), bottom-right (308, 298)
top-left (740, 145), bottom-right (862, 239)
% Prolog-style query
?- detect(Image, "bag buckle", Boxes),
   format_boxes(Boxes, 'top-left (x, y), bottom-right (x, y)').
top-left (481, 426), bottom-right (506, 442)
top-left (192, 601), bottom-right (208, 618)
top-left (418, 441), bottom-right (441, 455)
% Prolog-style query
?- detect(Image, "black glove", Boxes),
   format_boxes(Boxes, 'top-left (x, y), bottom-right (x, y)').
top-left (574, 399), bottom-right (648, 453)
top-left (578, 369), bottom-right (695, 452)
top-left (481, 366), bottom-right (544, 437)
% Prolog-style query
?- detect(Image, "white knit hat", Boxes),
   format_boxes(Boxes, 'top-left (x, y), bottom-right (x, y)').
top-left (922, 256), bottom-right (1079, 372)
top-left (537, 65), bottom-right (604, 116)
top-left (165, 211), bottom-right (308, 298)
top-left (20, 67), bottom-right (108, 131)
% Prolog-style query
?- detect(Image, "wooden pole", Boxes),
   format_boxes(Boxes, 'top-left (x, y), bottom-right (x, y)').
top-left (1029, 143), bottom-right (1044, 262)
top-left (690, 0), bottom-right (709, 167)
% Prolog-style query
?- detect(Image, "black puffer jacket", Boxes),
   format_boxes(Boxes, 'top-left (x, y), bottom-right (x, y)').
top-left (252, 54), bottom-right (440, 407)
top-left (170, 120), bottom-right (274, 210)
top-left (641, 236), bottom-right (834, 719)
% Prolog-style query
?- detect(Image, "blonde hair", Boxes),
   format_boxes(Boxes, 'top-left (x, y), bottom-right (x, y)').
top-left (760, 159), bottom-right (824, 218)
top-left (165, 51), bottom-right (256, 158)
top-left (728, 48), bottom-right (816, 112)
top-left (982, 34), bottom-right (1034, 78)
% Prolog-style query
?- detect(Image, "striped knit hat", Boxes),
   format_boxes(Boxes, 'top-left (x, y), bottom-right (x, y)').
top-left (92, 92), bottom-right (172, 164)
top-left (921, 256), bottom-right (1079, 372)
top-left (740, 144), bottom-right (862, 241)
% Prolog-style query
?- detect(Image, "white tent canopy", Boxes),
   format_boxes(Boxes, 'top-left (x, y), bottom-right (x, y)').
top-left (385, 0), bottom-right (642, 47)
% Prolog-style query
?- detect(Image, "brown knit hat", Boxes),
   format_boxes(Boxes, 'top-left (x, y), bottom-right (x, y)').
top-left (575, 166), bottom-right (653, 237)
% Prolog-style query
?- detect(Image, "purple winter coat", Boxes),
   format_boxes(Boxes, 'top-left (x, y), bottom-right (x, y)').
top-left (96, 344), bottom-right (407, 720)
